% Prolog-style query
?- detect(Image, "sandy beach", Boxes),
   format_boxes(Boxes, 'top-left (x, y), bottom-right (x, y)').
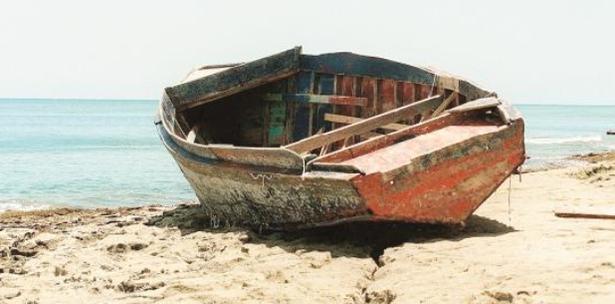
top-left (2, 154), bottom-right (615, 304)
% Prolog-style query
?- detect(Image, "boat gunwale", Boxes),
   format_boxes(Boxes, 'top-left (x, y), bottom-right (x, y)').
top-left (157, 47), bottom-right (522, 176)
top-left (156, 104), bottom-right (311, 173)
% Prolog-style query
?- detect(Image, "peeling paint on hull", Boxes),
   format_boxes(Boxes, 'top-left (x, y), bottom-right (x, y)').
top-left (156, 47), bottom-right (526, 229)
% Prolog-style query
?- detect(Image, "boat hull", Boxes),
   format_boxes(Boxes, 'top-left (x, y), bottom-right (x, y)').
top-left (157, 123), bottom-right (369, 228)
top-left (156, 48), bottom-right (526, 229)
top-left (352, 119), bottom-right (525, 224)
top-left (157, 117), bottom-right (525, 228)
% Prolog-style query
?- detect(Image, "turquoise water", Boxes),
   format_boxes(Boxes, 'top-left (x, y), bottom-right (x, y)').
top-left (0, 99), bottom-right (194, 211)
top-left (0, 99), bottom-right (613, 211)
top-left (518, 104), bottom-right (615, 168)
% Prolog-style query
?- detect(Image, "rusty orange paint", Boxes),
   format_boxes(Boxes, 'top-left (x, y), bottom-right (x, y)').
top-left (378, 79), bottom-right (397, 113)
top-left (350, 120), bottom-right (524, 224)
top-left (400, 82), bottom-right (415, 105)
top-left (360, 77), bottom-right (377, 117)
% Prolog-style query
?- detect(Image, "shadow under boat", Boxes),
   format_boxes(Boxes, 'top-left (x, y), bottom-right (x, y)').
top-left (147, 203), bottom-right (515, 260)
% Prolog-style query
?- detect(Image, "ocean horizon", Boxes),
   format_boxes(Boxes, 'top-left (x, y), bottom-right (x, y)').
top-left (1, 98), bottom-right (614, 212)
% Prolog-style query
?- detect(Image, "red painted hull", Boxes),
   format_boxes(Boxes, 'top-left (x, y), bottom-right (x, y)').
top-left (157, 47), bottom-right (526, 228)
top-left (351, 120), bottom-right (524, 224)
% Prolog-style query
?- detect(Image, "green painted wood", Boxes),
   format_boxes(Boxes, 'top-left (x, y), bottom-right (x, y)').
top-left (267, 81), bottom-right (288, 146)
top-left (166, 47), bottom-right (302, 111)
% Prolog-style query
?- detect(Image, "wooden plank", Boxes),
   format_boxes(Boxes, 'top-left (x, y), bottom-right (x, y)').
top-left (186, 124), bottom-right (206, 144)
top-left (267, 81), bottom-right (288, 146)
top-left (262, 93), bottom-right (367, 107)
top-left (166, 47), bottom-right (302, 111)
top-left (400, 82), bottom-right (415, 105)
top-left (300, 52), bottom-right (435, 86)
top-left (448, 97), bottom-right (501, 113)
top-left (324, 113), bottom-right (407, 131)
top-left (324, 113), bottom-right (382, 138)
top-left (337, 75), bottom-right (356, 113)
top-left (336, 75), bottom-right (357, 147)
top-left (315, 74), bottom-right (335, 134)
top-left (285, 95), bottom-right (443, 153)
top-left (430, 91), bottom-right (457, 119)
top-left (378, 79), bottom-right (397, 113)
top-left (360, 77), bottom-right (377, 117)
top-left (315, 112), bottom-right (465, 163)
top-left (418, 84), bottom-right (432, 99)
top-left (291, 71), bottom-right (313, 142)
top-left (555, 211), bottom-right (615, 220)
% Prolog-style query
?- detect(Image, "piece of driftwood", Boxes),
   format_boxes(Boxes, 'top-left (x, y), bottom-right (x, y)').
top-left (554, 211), bottom-right (615, 220)
top-left (607, 130), bottom-right (615, 135)
top-left (285, 95), bottom-right (443, 153)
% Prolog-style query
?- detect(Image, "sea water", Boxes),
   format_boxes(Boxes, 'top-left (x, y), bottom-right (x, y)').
top-left (0, 99), bottom-right (194, 211)
top-left (0, 99), bottom-right (614, 211)
top-left (519, 104), bottom-right (615, 169)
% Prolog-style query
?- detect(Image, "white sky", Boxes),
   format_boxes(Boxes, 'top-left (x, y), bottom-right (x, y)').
top-left (1, 0), bottom-right (613, 104)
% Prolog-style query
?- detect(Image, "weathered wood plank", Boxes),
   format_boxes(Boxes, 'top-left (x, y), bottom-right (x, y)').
top-left (400, 82), bottom-right (415, 105)
top-left (285, 95), bottom-right (443, 153)
top-left (186, 124), bottom-right (207, 144)
top-left (316, 74), bottom-right (335, 133)
top-left (300, 52), bottom-right (435, 85)
top-left (315, 112), bottom-right (466, 163)
top-left (360, 77), bottom-right (377, 117)
top-left (324, 113), bottom-right (407, 131)
top-left (337, 75), bottom-right (356, 113)
top-left (378, 79), bottom-right (397, 113)
top-left (291, 71), bottom-right (313, 142)
top-left (262, 93), bottom-right (367, 107)
top-left (166, 47), bottom-right (302, 111)
top-left (448, 97), bottom-right (501, 113)
top-left (430, 91), bottom-right (458, 119)
top-left (554, 211), bottom-right (615, 220)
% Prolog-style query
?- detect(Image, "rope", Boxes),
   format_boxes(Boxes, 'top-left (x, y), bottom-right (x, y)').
top-left (507, 176), bottom-right (512, 224)
top-left (249, 172), bottom-right (272, 188)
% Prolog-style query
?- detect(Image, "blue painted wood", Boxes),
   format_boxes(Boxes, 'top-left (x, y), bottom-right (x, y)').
top-left (166, 47), bottom-right (301, 110)
top-left (291, 71), bottom-right (313, 142)
top-left (317, 74), bottom-right (334, 132)
top-left (262, 93), bottom-right (367, 106)
top-left (300, 53), bottom-right (435, 86)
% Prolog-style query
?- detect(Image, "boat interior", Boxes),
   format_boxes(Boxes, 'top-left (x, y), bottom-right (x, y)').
top-left (158, 47), bottom-right (519, 174)
top-left (170, 71), bottom-right (506, 160)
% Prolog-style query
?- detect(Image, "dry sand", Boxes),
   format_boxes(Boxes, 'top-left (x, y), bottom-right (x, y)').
top-left (2, 155), bottom-right (615, 303)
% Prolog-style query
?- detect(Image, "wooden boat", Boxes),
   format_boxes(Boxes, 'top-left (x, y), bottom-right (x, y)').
top-left (156, 47), bottom-right (525, 229)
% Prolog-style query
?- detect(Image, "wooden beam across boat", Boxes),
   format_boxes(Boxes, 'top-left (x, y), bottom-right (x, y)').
top-left (165, 47), bottom-right (302, 111)
top-left (430, 92), bottom-right (458, 119)
top-left (284, 95), bottom-right (443, 153)
top-left (448, 97), bottom-right (500, 113)
top-left (263, 93), bottom-right (368, 107)
top-left (324, 113), bottom-right (407, 131)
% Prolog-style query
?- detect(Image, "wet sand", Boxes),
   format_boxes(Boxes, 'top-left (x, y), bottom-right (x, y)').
top-left (2, 154), bottom-right (615, 303)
